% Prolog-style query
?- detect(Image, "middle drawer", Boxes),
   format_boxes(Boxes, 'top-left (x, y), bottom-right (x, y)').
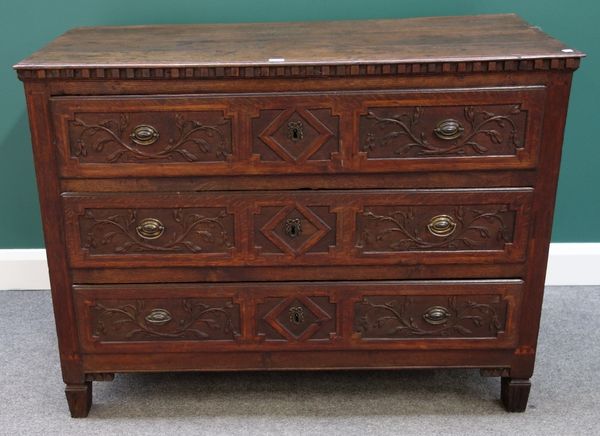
top-left (63, 189), bottom-right (532, 268)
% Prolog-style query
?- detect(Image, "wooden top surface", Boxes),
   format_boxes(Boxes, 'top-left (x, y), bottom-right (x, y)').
top-left (14, 14), bottom-right (583, 71)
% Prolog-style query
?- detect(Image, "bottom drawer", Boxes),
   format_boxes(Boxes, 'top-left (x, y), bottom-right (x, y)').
top-left (74, 280), bottom-right (521, 353)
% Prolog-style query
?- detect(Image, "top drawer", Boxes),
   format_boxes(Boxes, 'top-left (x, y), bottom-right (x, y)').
top-left (51, 87), bottom-right (546, 178)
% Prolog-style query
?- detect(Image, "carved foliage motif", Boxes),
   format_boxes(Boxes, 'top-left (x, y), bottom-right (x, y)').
top-left (357, 205), bottom-right (514, 252)
top-left (92, 298), bottom-right (239, 341)
top-left (355, 295), bottom-right (506, 338)
top-left (361, 104), bottom-right (525, 158)
top-left (70, 112), bottom-right (231, 163)
top-left (80, 207), bottom-right (233, 254)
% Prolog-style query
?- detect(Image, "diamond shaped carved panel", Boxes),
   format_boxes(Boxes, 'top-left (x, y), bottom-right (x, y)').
top-left (257, 296), bottom-right (337, 342)
top-left (254, 204), bottom-right (335, 256)
top-left (252, 108), bottom-right (339, 163)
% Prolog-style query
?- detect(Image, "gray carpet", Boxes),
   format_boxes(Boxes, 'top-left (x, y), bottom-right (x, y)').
top-left (0, 287), bottom-right (598, 436)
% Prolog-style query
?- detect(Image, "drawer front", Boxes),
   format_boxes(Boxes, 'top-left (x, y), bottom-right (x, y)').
top-left (74, 280), bottom-right (521, 353)
top-left (63, 109), bottom-right (233, 164)
top-left (63, 189), bottom-right (532, 268)
top-left (354, 294), bottom-right (508, 340)
top-left (51, 87), bottom-right (544, 177)
top-left (88, 297), bottom-right (240, 343)
top-left (52, 94), bottom-right (342, 177)
top-left (356, 90), bottom-right (544, 172)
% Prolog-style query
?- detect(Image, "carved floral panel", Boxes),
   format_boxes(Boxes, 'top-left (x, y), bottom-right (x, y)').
top-left (91, 298), bottom-right (240, 342)
top-left (79, 207), bottom-right (234, 255)
top-left (360, 104), bottom-right (527, 159)
top-left (355, 294), bottom-right (507, 339)
top-left (68, 111), bottom-right (232, 163)
top-left (356, 204), bottom-right (515, 252)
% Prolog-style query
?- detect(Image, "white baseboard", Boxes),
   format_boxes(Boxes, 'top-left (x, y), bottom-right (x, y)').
top-left (0, 244), bottom-right (599, 290)
top-left (0, 249), bottom-right (51, 290)
top-left (545, 243), bottom-right (600, 286)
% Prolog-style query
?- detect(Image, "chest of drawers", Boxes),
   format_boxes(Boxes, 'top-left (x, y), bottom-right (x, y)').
top-left (15, 14), bottom-right (583, 417)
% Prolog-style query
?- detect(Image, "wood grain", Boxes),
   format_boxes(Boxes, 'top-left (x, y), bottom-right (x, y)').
top-left (14, 15), bottom-right (584, 80)
top-left (15, 15), bottom-right (582, 69)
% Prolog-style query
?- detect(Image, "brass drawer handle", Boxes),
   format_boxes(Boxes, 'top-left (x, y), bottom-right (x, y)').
top-left (427, 214), bottom-right (456, 237)
top-left (423, 306), bottom-right (451, 325)
top-left (434, 119), bottom-right (464, 140)
top-left (284, 218), bottom-right (302, 238)
top-left (145, 308), bottom-right (172, 325)
top-left (130, 124), bottom-right (159, 146)
top-left (136, 218), bottom-right (165, 240)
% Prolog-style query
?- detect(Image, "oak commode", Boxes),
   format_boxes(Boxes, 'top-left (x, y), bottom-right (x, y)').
top-left (14, 14), bottom-right (583, 417)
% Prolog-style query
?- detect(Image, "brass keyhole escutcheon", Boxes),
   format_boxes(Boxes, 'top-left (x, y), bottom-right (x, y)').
top-left (289, 306), bottom-right (305, 325)
top-left (287, 121), bottom-right (304, 142)
top-left (423, 306), bottom-right (451, 325)
top-left (284, 218), bottom-right (302, 238)
top-left (434, 119), bottom-right (464, 140)
top-left (427, 215), bottom-right (457, 237)
top-left (130, 124), bottom-right (159, 146)
top-left (136, 218), bottom-right (165, 240)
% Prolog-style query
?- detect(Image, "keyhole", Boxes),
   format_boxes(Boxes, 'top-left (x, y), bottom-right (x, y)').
top-left (289, 307), bottom-right (304, 325)
top-left (287, 121), bottom-right (303, 142)
top-left (285, 218), bottom-right (302, 238)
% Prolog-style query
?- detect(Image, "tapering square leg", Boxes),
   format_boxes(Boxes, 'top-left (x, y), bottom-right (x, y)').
top-left (65, 382), bottom-right (92, 418)
top-left (501, 377), bottom-right (531, 412)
